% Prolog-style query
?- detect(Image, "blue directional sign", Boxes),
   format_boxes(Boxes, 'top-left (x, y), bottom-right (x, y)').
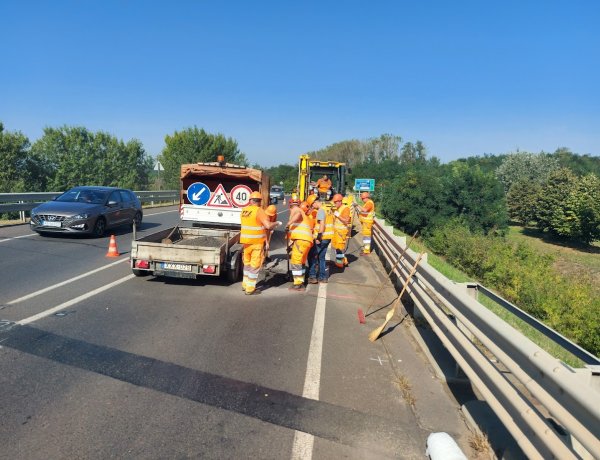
top-left (354, 178), bottom-right (375, 192)
top-left (187, 182), bottom-right (210, 206)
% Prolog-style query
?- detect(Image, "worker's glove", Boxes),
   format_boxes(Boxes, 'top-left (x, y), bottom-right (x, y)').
top-left (316, 233), bottom-right (323, 244)
top-left (275, 221), bottom-right (283, 227)
top-left (284, 225), bottom-right (290, 233)
top-left (334, 211), bottom-right (340, 217)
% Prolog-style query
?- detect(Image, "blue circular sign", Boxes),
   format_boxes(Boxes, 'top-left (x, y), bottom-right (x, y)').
top-left (187, 182), bottom-right (210, 206)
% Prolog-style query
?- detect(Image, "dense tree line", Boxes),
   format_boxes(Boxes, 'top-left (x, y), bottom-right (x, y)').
top-left (0, 122), bottom-right (154, 193)
top-left (497, 151), bottom-right (600, 244)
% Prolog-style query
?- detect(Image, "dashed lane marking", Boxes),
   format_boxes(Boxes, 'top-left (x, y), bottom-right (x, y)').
top-left (17, 274), bottom-right (135, 325)
top-left (7, 258), bottom-right (129, 305)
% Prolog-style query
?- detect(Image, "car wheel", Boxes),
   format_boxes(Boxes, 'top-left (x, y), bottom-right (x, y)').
top-left (92, 217), bottom-right (106, 237)
top-left (132, 211), bottom-right (142, 229)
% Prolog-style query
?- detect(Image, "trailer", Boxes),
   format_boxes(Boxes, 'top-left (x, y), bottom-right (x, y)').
top-left (130, 157), bottom-right (270, 282)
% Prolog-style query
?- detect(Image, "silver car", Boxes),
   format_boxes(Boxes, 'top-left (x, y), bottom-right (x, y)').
top-left (30, 186), bottom-right (143, 237)
top-left (269, 185), bottom-right (285, 203)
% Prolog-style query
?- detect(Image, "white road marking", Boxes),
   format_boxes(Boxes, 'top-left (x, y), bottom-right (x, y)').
top-left (0, 233), bottom-right (37, 243)
top-left (7, 258), bottom-right (128, 305)
top-left (370, 356), bottom-right (388, 366)
top-left (17, 274), bottom-right (135, 325)
top-left (290, 259), bottom-right (328, 459)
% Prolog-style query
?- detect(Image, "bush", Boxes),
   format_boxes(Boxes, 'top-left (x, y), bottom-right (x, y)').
top-left (424, 221), bottom-right (600, 356)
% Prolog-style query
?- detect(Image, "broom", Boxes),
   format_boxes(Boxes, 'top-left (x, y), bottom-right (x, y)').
top-left (368, 252), bottom-right (424, 342)
top-left (357, 230), bottom-right (418, 324)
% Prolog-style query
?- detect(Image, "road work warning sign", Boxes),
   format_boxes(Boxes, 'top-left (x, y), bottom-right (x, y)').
top-left (206, 184), bottom-right (233, 208)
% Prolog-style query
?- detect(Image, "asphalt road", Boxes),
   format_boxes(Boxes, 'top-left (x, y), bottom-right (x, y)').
top-left (0, 204), bottom-right (475, 459)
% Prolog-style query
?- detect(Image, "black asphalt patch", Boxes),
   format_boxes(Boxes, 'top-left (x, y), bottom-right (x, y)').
top-left (1, 324), bottom-right (421, 457)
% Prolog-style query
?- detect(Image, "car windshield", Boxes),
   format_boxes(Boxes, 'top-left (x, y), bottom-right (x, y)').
top-left (271, 187), bottom-right (282, 192)
top-left (56, 189), bottom-right (108, 205)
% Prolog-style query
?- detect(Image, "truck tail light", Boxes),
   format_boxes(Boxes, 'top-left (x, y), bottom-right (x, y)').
top-left (135, 260), bottom-right (150, 269)
top-left (202, 265), bottom-right (216, 274)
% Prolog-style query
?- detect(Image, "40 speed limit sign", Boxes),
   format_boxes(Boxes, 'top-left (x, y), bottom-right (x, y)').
top-left (230, 184), bottom-right (253, 207)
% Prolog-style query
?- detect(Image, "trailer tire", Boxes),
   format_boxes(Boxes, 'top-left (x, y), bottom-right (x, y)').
top-left (226, 251), bottom-right (242, 283)
top-left (132, 269), bottom-right (150, 277)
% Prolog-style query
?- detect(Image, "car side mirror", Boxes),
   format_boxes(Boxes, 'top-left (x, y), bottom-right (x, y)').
top-left (107, 200), bottom-right (118, 207)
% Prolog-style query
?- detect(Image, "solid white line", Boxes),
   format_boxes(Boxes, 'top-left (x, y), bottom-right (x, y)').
top-left (7, 258), bottom-right (129, 305)
top-left (0, 233), bottom-right (37, 243)
top-left (17, 274), bottom-right (135, 325)
top-left (290, 277), bottom-right (328, 459)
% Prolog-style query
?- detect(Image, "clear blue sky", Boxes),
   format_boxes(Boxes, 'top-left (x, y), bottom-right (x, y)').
top-left (1, 0), bottom-right (598, 166)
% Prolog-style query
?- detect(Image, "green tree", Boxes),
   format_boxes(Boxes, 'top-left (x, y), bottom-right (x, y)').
top-left (496, 151), bottom-right (559, 193)
top-left (263, 164), bottom-right (297, 192)
top-left (549, 173), bottom-right (600, 244)
top-left (31, 126), bottom-right (153, 191)
top-left (0, 122), bottom-right (45, 192)
top-left (444, 163), bottom-right (507, 234)
top-left (159, 127), bottom-right (246, 189)
top-left (381, 160), bottom-right (452, 235)
top-left (506, 179), bottom-right (542, 225)
top-left (535, 168), bottom-right (578, 235)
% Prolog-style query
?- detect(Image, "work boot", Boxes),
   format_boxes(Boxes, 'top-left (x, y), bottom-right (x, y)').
top-left (318, 278), bottom-right (328, 284)
top-left (288, 284), bottom-right (305, 292)
top-left (245, 289), bottom-right (261, 295)
top-left (307, 277), bottom-right (318, 284)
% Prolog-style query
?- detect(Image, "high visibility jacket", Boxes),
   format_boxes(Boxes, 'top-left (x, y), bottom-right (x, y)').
top-left (359, 199), bottom-right (375, 223)
top-left (316, 178), bottom-right (332, 193)
top-left (289, 211), bottom-right (314, 243)
top-left (334, 204), bottom-right (350, 234)
top-left (240, 205), bottom-right (267, 244)
top-left (313, 208), bottom-right (335, 240)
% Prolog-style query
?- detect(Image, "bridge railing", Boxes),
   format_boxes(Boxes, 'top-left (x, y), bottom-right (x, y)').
top-left (0, 191), bottom-right (179, 220)
top-left (371, 217), bottom-right (600, 459)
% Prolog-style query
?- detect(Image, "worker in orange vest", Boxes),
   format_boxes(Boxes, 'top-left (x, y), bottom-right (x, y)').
top-left (331, 193), bottom-right (351, 268)
top-left (315, 174), bottom-right (333, 200)
top-left (285, 196), bottom-right (314, 291)
top-left (354, 191), bottom-right (375, 255)
top-left (240, 191), bottom-right (282, 295)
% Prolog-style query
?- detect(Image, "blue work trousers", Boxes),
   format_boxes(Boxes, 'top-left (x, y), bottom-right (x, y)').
top-left (308, 239), bottom-right (331, 281)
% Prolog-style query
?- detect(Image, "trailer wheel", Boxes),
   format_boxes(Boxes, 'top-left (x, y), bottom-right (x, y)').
top-left (226, 251), bottom-right (242, 283)
top-left (132, 269), bottom-right (150, 277)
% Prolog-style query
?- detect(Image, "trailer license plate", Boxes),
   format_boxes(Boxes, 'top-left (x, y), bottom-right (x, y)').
top-left (161, 262), bottom-right (192, 271)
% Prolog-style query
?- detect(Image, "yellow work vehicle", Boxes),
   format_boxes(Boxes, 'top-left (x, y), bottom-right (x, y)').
top-left (296, 154), bottom-right (354, 218)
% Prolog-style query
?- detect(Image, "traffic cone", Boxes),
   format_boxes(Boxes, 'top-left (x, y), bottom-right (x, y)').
top-left (282, 196), bottom-right (286, 205)
top-left (106, 234), bottom-right (120, 257)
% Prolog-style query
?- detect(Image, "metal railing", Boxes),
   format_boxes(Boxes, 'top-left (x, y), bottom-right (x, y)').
top-left (371, 217), bottom-right (600, 459)
top-left (0, 191), bottom-right (179, 220)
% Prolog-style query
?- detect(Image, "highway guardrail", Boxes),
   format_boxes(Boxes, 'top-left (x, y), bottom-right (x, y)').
top-left (371, 217), bottom-right (600, 459)
top-left (0, 191), bottom-right (179, 220)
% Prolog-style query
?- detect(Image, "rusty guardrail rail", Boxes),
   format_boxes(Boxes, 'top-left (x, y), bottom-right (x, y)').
top-left (371, 217), bottom-right (600, 459)
top-left (0, 191), bottom-right (179, 220)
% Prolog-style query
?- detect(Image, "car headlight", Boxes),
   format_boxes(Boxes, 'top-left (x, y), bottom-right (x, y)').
top-left (31, 209), bottom-right (38, 217)
top-left (72, 213), bottom-right (90, 220)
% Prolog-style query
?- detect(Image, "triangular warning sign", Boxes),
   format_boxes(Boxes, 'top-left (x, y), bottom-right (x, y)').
top-left (206, 183), bottom-right (233, 208)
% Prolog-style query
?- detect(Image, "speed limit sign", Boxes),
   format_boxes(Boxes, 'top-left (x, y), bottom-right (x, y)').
top-left (230, 184), bottom-right (253, 207)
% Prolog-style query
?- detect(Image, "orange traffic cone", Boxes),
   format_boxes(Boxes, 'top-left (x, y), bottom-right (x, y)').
top-left (106, 234), bottom-right (120, 257)
top-left (282, 196), bottom-right (286, 205)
